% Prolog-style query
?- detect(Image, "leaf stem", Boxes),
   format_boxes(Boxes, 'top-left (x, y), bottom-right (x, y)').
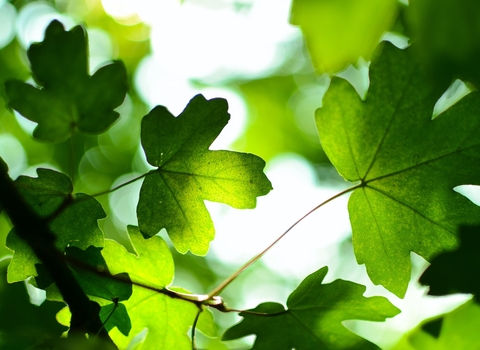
top-left (191, 307), bottom-right (202, 350)
top-left (206, 183), bottom-right (362, 299)
top-left (89, 172), bottom-right (150, 198)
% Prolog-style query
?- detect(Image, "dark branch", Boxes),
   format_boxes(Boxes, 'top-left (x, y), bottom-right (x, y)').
top-left (0, 158), bottom-right (115, 347)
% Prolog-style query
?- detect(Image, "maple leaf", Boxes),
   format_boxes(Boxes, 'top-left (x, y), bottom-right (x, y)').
top-left (97, 226), bottom-right (216, 349)
top-left (4, 20), bottom-right (127, 142)
top-left (138, 94), bottom-right (272, 255)
top-left (47, 246), bottom-right (133, 337)
top-left (419, 225), bottom-right (480, 299)
top-left (0, 259), bottom-right (67, 349)
top-left (316, 43), bottom-right (480, 297)
top-left (223, 266), bottom-right (399, 349)
top-left (6, 169), bottom-right (105, 282)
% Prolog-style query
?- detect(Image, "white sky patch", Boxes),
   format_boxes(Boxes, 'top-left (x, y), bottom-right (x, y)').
top-left (433, 79), bottom-right (474, 119)
top-left (208, 153), bottom-right (351, 281)
top-left (101, 0), bottom-right (137, 19)
top-left (109, 172), bottom-right (144, 229)
top-left (202, 87), bottom-right (248, 150)
top-left (16, 2), bottom-right (75, 49)
top-left (132, 0), bottom-right (301, 113)
top-left (455, 185), bottom-right (480, 206)
top-left (0, 134), bottom-right (27, 178)
top-left (0, 1), bottom-right (16, 49)
top-left (87, 27), bottom-right (114, 73)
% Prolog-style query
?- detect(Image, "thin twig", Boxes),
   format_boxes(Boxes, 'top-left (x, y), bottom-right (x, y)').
top-left (207, 183), bottom-right (363, 299)
top-left (191, 307), bottom-right (202, 350)
top-left (89, 172), bottom-right (150, 198)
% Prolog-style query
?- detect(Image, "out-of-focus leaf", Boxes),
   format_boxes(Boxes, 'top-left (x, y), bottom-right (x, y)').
top-left (0, 158), bottom-right (7, 213)
top-left (0, 259), bottom-right (67, 349)
top-left (420, 225), bottom-right (480, 299)
top-left (223, 266), bottom-right (399, 349)
top-left (4, 20), bottom-right (128, 142)
top-left (407, 0), bottom-right (480, 87)
top-left (316, 43), bottom-right (480, 297)
top-left (100, 226), bottom-right (216, 349)
top-left (32, 333), bottom-right (117, 350)
top-left (138, 94), bottom-right (272, 255)
top-left (290, 0), bottom-right (398, 73)
top-left (6, 169), bottom-right (105, 282)
top-left (405, 301), bottom-right (480, 350)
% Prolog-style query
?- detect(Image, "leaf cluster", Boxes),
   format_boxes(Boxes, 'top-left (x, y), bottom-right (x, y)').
top-left (2, 1), bottom-right (480, 348)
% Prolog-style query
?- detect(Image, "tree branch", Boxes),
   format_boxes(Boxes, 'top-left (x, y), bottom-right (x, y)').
top-left (0, 158), bottom-right (115, 347)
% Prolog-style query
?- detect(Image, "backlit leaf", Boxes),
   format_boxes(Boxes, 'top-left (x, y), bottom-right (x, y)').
top-left (138, 94), bottom-right (272, 255)
top-left (101, 226), bottom-right (216, 349)
top-left (290, 0), bottom-right (398, 73)
top-left (223, 266), bottom-right (399, 349)
top-left (316, 43), bottom-right (480, 297)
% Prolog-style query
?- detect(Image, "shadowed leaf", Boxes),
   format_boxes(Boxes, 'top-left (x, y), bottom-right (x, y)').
top-left (6, 169), bottom-right (105, 282)
top-left (420, 225), bottom-right (480, 299)
top-left (4, 20), bottom-right (128, 142)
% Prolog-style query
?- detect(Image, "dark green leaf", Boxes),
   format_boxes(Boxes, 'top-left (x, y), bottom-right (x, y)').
top-left (0, 259), bottom-right (67, 349)
top-left (223, 266), bottom-right (399, 349)
top-left (66, 246), bottom-right (132, 302)
top-left (4, 20), bottom-right (128, 142)
top-left (407, 0), bottom-right (480, 86)
top-left (316, 43), bottom-right (480, 297)
top-left (420, 225), bottom-right (480, 299)
top-left (6, 169), bottom-right (105, 282)
top-left (0, 158), bottom-right (6, 214)
top-left (100, 302), bottom-right (131, 336)
top-left (138, 94), bottom-right (272, 255)
top-left (14, 167), bottom-right (72, 217)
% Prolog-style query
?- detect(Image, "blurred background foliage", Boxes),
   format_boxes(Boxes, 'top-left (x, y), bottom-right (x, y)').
top-left (1, 0), bottom-right (480, 348)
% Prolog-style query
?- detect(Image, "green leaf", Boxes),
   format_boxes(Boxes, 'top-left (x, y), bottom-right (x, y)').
top-left (405, 301), bottom-right (480, 350)
top-left (57, 301), bottom-right (132, 337)
top-left (420, 225), bottom-right (480, 299)
top-left (14, 167), bottom-right (72, 217)
top-left (0, 158), bottom-right (7, 213)
top-left (407, 0), bottom-right (480, 87)
top-left (100, 302), bottom-right (131, 336)
top-left (4, 20), bottom-right (128, 142)
top-left (138, 94), bottom-right (272, 255)
top-left (6, 169), bottom-right (105, 282)
top-left (223, 266), bottom-right (399, 349)
top-left (0, 259), bottom-right (67, 349)
top-left (65, 246), bottom-right (132, 302)
top-left (290, 0), bottom-right (398, 73)
top-left (101, 226), bottom-right (216, 349)
top-left (316, 43), bottom-right (480, 297)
